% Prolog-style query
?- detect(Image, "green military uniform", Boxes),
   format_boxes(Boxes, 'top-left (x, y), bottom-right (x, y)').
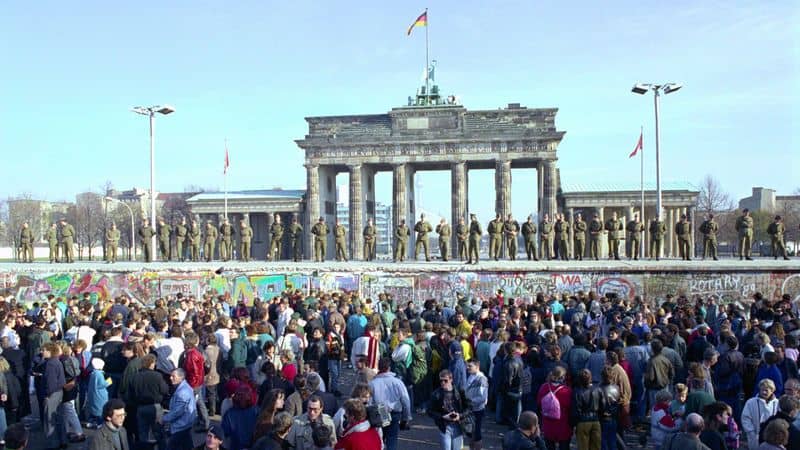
top-left (311, 219), bottom-right (329, 262)
top-left (46, 225), bottom-right (59, 263)
top-left (219, 222), bottom-right (234, 261)
top-left (456, 221), bottom-right (468, 261)
top-left (573, 217), bottom-right (587, 261)
top-left (675, 218), bottom-right (691, 260)
top-left (626, 219), bottom-right (645, 260)
top-left (394, 222), bottom-right (410, 262)
top-left (699, 218), bottom-right (719, 260)
top-left (521, 219), bottom-right (538, 261)
top-left (60, 221), bottom-right (75, 263)
top-left (468, 216), bottom-right (483, 264)
top-left (138, 223), bottom-right (155, 262)
top-left (487, 217), bottom-right (504, 260)
top-left (539, 218), bottom-right (553, 260)
top-left (239, 223), bottom-right (253, 262)
top-left (363, 223), bottom-right (377, 261)
top-left (589, 217), bottom-right (603, 260)
top-left (19, 226), bottom-right (34, 263)
top-left (604, 216), bottom-right (622, 260)
top-left (555, 217), bottom-right (570, 261)
top-left (269, 219), bottom-right (284, 261)
top-left (106, 227), bottom-right (120, 263)
top-left (288, 220), bottom-right (303, 262)
top-left (649, 219), bottom-right (666, 260)
top-left (158, 221), bottom-right (172, 261)
top-left (188, 222), bottom-right (201, 262)
top-left (504, 218), bottom-right (520, 261)
top-left (735, 212), bottom-right (754, 260)
top-left (204, 222), bottom-right (218, 262)
top-left (767, 218), bottom-right (789, 260)
top-left (174, 221), bottom-right (188, 261)
top-left (436, 221), bottom-right (451, 261)
top-left (334, 223), bottom-right (348, 261)
top-left (414, 218), bottom-right (433, 261)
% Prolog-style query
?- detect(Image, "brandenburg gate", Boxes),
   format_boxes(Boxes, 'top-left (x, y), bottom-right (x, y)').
top-left (296, 100), bottom-right (566, 260)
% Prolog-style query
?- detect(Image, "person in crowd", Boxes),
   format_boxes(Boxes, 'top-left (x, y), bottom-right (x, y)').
top-left (194, 425), bottom-right (227, 450)
top-left (87, 399), bottom-right (129, 450)
top-left (465, 358), bottom-right (489, 450)
top-left (286, 395), bottom-right (337, 450)
top-left (650, 390), bottom-right (678, 448)
top-left (4, 422), bottom-right (29, 450)
top-left (536, 366), bottom-right (572, 450)
top-left (370, 357), bottom-right (411, 450)
top-left (253, 388), bottom-right (285, 441)
top-left (742, 379), bottom-right (780, 450)
top-left (758, 395), bottom-right (800, 447)
top-left (759, 418), bottom-right (790, 450)
top-left (501, 411), bottom-right (547, 450)
top-left (598, 366), bottom-right (621, 450)
top-left (221, 385), bottom-right (259, 450)
top-left (572, 369), bottom-right (603, 450)
top-left (429, 369), bottom-right (470, 450)
top-left (333, 398), bottom-right (382, 450)
top-left (661, 413), bottom-right (710, 450)
top-left (252, 411), bottom-right (293, 450)
top-left (161, 369), bottom-right (198, 450)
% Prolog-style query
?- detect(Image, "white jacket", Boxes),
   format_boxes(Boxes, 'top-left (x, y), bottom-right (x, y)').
top-left (741, 395), bottom-right (779, 450)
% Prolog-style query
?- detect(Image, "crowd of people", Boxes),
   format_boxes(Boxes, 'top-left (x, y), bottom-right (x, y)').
top-left (0, 284), bottom-right (798, 450)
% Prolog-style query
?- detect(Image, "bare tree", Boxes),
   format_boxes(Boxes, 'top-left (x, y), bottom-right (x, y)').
top-left (6, 194), bottom-right (43, 261)
top-left (697, 175), bottom-right (734, 215)
top-left (73, 192), bottom-right (105, 260)
top-left (106, 200), bottom-right (142, 260)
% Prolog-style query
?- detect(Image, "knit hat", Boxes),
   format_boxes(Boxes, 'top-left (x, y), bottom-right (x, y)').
top-left (91, 358), bottom-right (105, 371)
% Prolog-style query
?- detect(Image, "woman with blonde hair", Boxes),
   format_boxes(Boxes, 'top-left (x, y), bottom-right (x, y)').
top-left (742, 378), bottom-right (780, 450)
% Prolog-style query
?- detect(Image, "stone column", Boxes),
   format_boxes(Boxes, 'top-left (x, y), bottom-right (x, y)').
top-left (349, 164), bottom-right (363, 260)
top-left (392, 164), bottom-right (408, 258)
top-left (597, 206), bottom-right (606, 258)
top-left (451, 161), bottom-right (467, 259)
top-left (305, 163), bottom-right (320, 260)
top-left (537, 161), bottom-right (544, 218)
top-left (495, 160), bottom-right (512, 257)
top-left (567, 207), bottom-right (575, 258)
top-left (542, 160), bottom-right (557, 219)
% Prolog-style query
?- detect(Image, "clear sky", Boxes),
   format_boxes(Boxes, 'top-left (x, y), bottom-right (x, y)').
top-left (1, 1), bottom-right (798, 222)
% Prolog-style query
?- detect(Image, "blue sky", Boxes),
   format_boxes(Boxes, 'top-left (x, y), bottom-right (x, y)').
top-left (1, 1), bottom-right (798, 222)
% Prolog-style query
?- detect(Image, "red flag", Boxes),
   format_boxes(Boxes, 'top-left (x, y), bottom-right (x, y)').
top-left (224, 146), bottom-right (230, 174)
top-left (629, 131), bottom-right (643, 158)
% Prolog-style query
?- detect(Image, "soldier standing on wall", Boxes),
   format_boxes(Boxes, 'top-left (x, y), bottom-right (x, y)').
top-left (555, 213), bottom-right (570, 261)
top-left (394, 219), bottom-right (410, 262)
top-left (504, 214), bottom-right (520, 261)
top-left (239, 219), bottom-right (253, 262)
top-left (19, 222), bottom-right (34, 263)
top-left (138, 218), bottom-right (155, 263)
top-left (189, 219), bottom-right (201, 262)
top-left (220, 218), bottom-right (234, 261)
top-left (174, 217), bottom-right (188, 262)
top-left (573, 213), bottom-right (586, 261)
top-left (699, 213), bottom-right (719, 261)
top-left (334, 218), bottom-right (348, 262)
top-left (158, 217), bottom-right (172, 261)
top-left (767, 215), bottom-right (790, 260)
top-left (47, 223), bottom-right (59, 263)
top-left (269, 214), bottom-right (283, 261)
top-left (363, 218), bottom-right (377, 261)
top-left (627, 213), bottom-right (644, 261)
top-left (468, 214), bottom-right (482, 264)
top-left (539, 214), bottom-right (553, 261)
top-left (735, 208), bottom-right (754, 261)
top-left (311, 216), bottom-right (329, 262)
top-left (522, 215), bottom-right (538, 261)
top-left (675, 214), bottom-right (691, 261)
top-left (106, 223), bottom-right (120, 263)
top-left (414, 213), bottom-right (433, 261)
top-left (604, 212), bottom-right (622, 261)
top-left (589, 213), bottom-right (603, 260)
top-left (487, 213), bottom-right (503, 261)
top-left (436, 218), bottom-right (451, 262)
top-left (456, 217), bottom-right (468, 262)
top-left (204, 220), bottom-right (218, 262)
top-left (649, 215), bottom-right (666, 261)
top-left (288, 215), bottom-right (303, 262)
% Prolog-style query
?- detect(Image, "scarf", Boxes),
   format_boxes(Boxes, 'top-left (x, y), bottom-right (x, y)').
top-left (342, 419), bottom-right (371, 437)
top-left (366, 332), bottom-right (379, 371)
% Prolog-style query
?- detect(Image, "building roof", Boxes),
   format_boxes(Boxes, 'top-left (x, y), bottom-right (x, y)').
top-left (561, 181), bottom-right (698, 194)
top-left (187, 189), bottom-right (305, 202)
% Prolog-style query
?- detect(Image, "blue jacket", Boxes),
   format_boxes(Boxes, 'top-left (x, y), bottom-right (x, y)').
top-left (162, 380), bottom-right (197, 433)
top-left (85, 370), bottom-right (110, 418)
top-left (756, 364), bottom-right (784, 397)
top-left (222, 406), bottom-right (259, 450)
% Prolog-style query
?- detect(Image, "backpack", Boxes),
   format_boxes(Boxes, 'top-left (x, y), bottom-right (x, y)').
top-left (366, 403), bottom-right (392, 428)
top-left (408, 343), bottom-right (428, 385)
top-left (541, 384), bottom-right (564, 420)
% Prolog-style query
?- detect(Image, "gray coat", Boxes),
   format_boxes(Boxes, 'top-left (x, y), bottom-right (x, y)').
top-left (88, 423), bottom-right (130, 450)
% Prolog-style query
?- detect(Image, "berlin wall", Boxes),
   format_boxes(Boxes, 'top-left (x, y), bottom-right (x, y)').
top-left (1, 268), bottom-right (799, 308)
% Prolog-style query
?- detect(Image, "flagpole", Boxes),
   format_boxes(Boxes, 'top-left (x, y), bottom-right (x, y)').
top-left (425, 8), bottom-right (429, 105)
top-left (640, 125), bottom-right (645, 258)
top-left (224, 138), bottom-right (228, 219)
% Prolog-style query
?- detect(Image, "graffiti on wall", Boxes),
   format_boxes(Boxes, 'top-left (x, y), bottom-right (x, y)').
top-left (0, 269), bottom-right (798, 308)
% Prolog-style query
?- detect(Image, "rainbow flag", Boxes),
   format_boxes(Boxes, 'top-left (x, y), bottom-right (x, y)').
top-left (407, 11), bottom-right (427, 36)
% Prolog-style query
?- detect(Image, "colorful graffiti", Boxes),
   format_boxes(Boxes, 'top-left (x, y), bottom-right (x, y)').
top-left (0, 268), bottom-right (798, 307)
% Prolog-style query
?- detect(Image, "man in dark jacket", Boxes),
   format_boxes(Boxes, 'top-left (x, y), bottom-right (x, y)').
top-left (40, 342), bottom-right (65, 449)
top-left (503, 341), bottom-right (524, 428)
top-left (572, 369), bottom-right (604, 450)
top-left (88, 398), bottom-right (130, 450)
top-left (502, 411), bottom-right (547, 450)
top-left (131, 354), bottom-right (169, 448)
top-left (251, 411), bottom-right (292, 450)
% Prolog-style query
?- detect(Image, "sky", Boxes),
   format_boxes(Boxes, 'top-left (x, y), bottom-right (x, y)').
top-left (1, 1), bottom-right (798, 222)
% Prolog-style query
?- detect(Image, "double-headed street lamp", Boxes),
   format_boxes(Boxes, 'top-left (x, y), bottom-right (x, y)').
top-left (631, 83), bottom-right (682, 222)
top-left (104, 196), bottom-right (135, 260)
top-left (132, 105), bottom-right (175, 258)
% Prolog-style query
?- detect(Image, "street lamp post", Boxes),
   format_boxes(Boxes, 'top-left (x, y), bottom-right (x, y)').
top-left (104, 196), bottom-right (136, 260)
top-left (631, 83), bottom-right (682, 222)
top-left (132, 105), bottom-right (175, 259)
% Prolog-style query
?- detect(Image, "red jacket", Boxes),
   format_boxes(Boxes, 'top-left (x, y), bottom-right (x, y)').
top-left (183, 347), bottom-right (205, 389)
top-left (536, 382), bottom-right (573, 442)
top-left (334, 421), bottom-right (382, 450)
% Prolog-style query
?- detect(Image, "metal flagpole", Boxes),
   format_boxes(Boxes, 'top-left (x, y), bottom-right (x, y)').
top-left (224, 138), bottom-right (228, 219)
top-left (640, 125), bottom-right (645, 258)
top-left (425, 8), bottom-right (429, 105)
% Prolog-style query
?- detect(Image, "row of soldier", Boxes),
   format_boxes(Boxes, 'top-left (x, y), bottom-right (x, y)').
top-left (17, 207), bottom-right (791, 263)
